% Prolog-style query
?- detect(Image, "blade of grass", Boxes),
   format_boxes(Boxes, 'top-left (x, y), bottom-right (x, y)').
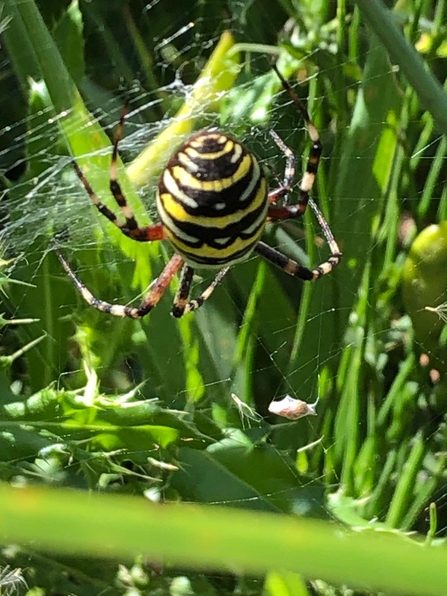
top-left (386, 431), bottom-right (427, 529)
top-left (355, 0), bottom-right (447, 135)
top-left (1, 484), bottom-right (447, 595)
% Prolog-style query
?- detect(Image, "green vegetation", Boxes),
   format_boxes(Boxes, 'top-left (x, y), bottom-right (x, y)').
top-left (1, 0), bottom-right (447, 594)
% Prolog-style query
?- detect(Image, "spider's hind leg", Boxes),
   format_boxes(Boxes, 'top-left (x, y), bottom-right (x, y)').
top-left (257, 198), bottom-right (342, 281)
top-left (255, 239), bottom-right (340, 282)
top-left (171, 265), bottom-right (230, 318)
top-left (56, 247), bottom-right (184, 318)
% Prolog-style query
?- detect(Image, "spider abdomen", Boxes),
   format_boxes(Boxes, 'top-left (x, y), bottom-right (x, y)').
top-left (156, 131), bottom-right (268, 268)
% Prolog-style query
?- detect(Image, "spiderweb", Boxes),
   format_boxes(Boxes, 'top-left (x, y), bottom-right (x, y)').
top-left (1, 0), bottom-right (447, 594)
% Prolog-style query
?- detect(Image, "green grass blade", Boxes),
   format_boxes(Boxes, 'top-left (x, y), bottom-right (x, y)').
top-left (1, 484), bottom-right (447, 595)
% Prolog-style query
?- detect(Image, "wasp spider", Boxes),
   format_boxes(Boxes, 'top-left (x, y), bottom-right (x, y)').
top-left (56, 65), bottom-right (342, 319)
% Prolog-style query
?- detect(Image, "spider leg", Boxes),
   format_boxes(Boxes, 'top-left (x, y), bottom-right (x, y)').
top-left (72, 160), bottom-right (165, 242)
top-left (56, 248), bottom-right (184, 318)
top-left (265, 131), bottom-right (337, 262)
top-left (269, 63), bottom-right (322, 214)
top-left (261, 197), bottom-right (341, 279)
top-left (308, 197), bottom-right (341, 260)
top-left (171, 265), bottom-right (231, 318)
top-left (255, 238), bottom-right (340, 281)
top-left (108, 105), bottom-right (144, 236)
top-left (171, 264), bottom-right (194, 318)
top-left (263, 67), bottom-right (341, 276)
top-left (268, 130), bottom-right (296, 205)
top-left (267, 127), bottom-right (319, 216)
top-left (72, 104), bottom-right (164, 243)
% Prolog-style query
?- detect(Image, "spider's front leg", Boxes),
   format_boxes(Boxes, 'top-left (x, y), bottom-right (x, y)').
top-left (71, 101), bottom-right (166, 243)
top-left (263, 81), bottom-right (341, 280)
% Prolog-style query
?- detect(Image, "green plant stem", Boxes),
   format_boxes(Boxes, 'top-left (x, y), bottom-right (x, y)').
top-left (355, 0), bottom-right (447, 135)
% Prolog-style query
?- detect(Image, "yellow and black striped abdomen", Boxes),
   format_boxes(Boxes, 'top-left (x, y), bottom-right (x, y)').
top-left (156, 131), bottom-right (268, 268)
